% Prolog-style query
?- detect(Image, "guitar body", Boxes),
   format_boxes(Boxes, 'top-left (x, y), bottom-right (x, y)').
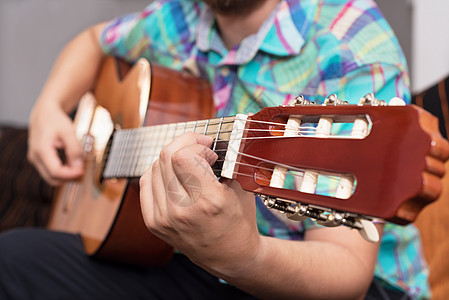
top-left (48, 57), bottom-right (215, 265)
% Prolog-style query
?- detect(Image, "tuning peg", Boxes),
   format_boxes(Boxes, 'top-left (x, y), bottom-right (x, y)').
top-left (324, 94), bottom-right (347, 105)
top-left (388, 97), bottom-right (406, 106)
top-left (259, 192), bottom-right (380, 243)
top-left (317, 212), bottom-right (344, 227)
top-left (360, 93), bottom-right (387, 106)
top-left (293, 95), bottom-right (314, 105)
top-left (355, 218), bottom-right (379, 243)
top-left (286, 204), bottom-right (309, 221)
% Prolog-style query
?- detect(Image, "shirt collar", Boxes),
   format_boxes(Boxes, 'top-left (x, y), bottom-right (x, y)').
top-left (196, 0), bottom-right (316, 65)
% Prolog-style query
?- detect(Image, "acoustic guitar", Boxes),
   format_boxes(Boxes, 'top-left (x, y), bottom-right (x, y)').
top-left (47, 56), bottom-right (449, 266)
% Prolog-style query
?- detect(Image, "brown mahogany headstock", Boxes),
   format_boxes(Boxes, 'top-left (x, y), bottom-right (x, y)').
top-left (232, 103), bottom-right (449, 225)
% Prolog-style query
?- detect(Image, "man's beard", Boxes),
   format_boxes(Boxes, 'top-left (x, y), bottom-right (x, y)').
top-left (201, 0), bottom-right (267, 16)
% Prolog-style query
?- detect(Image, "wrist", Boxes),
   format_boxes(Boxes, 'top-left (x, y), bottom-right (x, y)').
top-left (207, 234), bottom-right (268, 282)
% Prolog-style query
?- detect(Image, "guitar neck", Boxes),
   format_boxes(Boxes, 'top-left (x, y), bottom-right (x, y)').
top-left (102, 116), bottom-right (236, 179)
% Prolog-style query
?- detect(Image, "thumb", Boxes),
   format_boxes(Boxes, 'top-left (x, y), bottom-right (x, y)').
top-left (59, 126), bottom-right (84, 169)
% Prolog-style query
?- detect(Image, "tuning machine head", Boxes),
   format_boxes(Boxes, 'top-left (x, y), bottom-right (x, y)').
top-left (324, 94), bottom-right (347, 105)
top-left (360, 93), bottom-right (387, 106)
top-left (293, 95), bottom-right (315, 106)
top-left (258, 194), bottom-right (380, 243)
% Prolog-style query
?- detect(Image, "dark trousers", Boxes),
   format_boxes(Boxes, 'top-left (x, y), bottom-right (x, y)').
top-left (0, 228), bottom-right (410, 300)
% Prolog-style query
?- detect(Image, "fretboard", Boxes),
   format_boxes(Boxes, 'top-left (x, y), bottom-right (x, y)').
top-left (102, 116), bottom-right (236, 179)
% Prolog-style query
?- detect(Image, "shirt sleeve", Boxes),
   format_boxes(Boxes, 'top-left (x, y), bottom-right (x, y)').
top-left (100, 4), bottom-right (155, 63)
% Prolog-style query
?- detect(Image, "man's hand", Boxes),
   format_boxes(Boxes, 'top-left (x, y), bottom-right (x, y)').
top-left (27, 101), bottom-right (84, 186)
top-left (26, 22), bottom-right (107, 186)
top-left (139, 132), bottom-right (261, 276)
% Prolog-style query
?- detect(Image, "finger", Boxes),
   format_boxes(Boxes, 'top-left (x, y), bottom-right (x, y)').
top-left (39, 145), bottom-right (84, 183)
top-left (170, 144), bottom-right (220, 204)
top-left (59, 125), bottom-right (84, 170)
top-left (157, 133), bottom-right (215, 204)
top-left (150, 159), bottom-right (169, 220)
top-left (28, 128), bottom-right (84, 185)
top-left (30, 155), bottom-right (61, 186)
top-left (139, 169), bottom-right (156, 229)
top-left (28, 144), bottom-right (72, 186)
top-left (159, 133), bottom-right (214, 166)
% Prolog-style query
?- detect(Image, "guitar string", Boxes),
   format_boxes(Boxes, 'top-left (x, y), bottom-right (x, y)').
top-left (115, 117), bottom-right (362, 142)
top-left (211, 151), bottom-right (347, 183)
top-left (212, 159), bottom-right (344, 182)
top-left (107, 126), bottom-right (360, 171)
top-left (104, 117), bottom-right (361, 180)
top-left (119, 127), bottom-right (320, 137)
top-left (107, 133), bottom-right (348, 186)
top-left (118, 117), bottom-right (332, 136)
top-left (212, 161), bottom-right (339, 183)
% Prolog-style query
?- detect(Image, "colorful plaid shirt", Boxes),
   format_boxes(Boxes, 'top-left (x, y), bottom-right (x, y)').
top-left (101, 0), bottom-right (430, 298)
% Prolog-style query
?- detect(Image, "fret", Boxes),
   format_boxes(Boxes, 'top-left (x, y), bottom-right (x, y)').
top-left (150, 124), bottom-right (165, 166)
top-left (114, 131), bottom-right (125, 176)
top-left (128, 130), bottom-right (138, 177)
top-left (113, 130), bottom-right (124, 177)
top-left (203, 119), bottom-right (210, 136)
top-left (212, 117), bottom-right (235, 177)
top-left (138, 127), bottom-right (149, 176)
top-left (134, 128), bottom-right (150, 177)
top-left (193, 120), bottom-right (206, 134)
top-left (111, 130), bottom-right (127, 177)
top-left (216, 117), bottom-right (235, 142)
top-left (212, 117), bottom-right (224, 151)
top-left (121, 131), bottom-right (131, 177)
top-left (125, 130), bottom-right (138, 177)
top-left (161, 123), bottom-right (176, 151)
top-left (174, 122), bottom-right (188, 139)
top-left (146, 124), bottom-right (165, 170)
top-left (123, 130), bottom-right (134, 177)
top-left (171, 123), bottom-right (178, 141)
top-left (136, 127), bottom-right (151, 177)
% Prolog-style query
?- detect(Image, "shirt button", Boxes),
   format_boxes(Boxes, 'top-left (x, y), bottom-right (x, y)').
top-left (220, 67), bottom-right (230, 77)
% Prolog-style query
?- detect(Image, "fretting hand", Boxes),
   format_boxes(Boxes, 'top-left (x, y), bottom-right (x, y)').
top-left (139, 132), bottom-right (261, 276)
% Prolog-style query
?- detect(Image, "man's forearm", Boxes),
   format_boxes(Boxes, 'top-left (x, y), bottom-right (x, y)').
top-left (35, 22), bottom-right (107, 113)
top-left (209, 228), bottom-right (380, 300)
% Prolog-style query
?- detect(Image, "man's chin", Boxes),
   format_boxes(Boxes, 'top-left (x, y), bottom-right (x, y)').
top-left (200, 0), bottom-right (267, 16)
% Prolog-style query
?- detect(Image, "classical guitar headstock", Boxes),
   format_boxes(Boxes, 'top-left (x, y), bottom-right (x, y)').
top-left (222, 94), bottom-right (449, 242)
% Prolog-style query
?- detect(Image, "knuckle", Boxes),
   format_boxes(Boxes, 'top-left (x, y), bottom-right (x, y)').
top-left (171, 209), bottom-right (192, 226)
top-left (171, 150), bottom-right (190, 169)
top-left (151, 217), bottom-right (172, 233)
top-left (158, 219), bottom-right (172, 231)
top-left (159, 147), bottom-right (171, 163)
top-left (199, 200), bottom-right (223, 217)
top-left (151, 160), bottom-right (161, 173)
top-left (139, 172), bottom-right (149, 187)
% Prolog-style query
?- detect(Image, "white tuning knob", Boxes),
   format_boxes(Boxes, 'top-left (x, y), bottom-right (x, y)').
top-left (388, 97), bottom-right (406, 106)
top-left (356, 218), bottom-right (379, 243)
